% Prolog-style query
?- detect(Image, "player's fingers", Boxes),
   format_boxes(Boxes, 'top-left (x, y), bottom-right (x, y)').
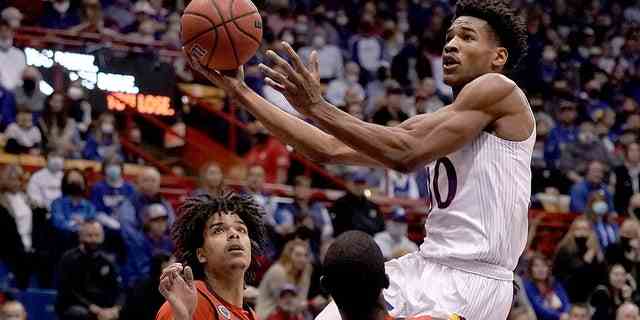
top-left (265, 50), bottom-right (304, 87)
top-left (265, 77), bottom-right (287, 92)
top-left (184, 266), bottom-right (194, 287)
top-left (259, 64), bottom-right (298, 90)
top-left (310, 50), bottom-right (320, 81)
top-left (282, 41), bottom-right (315, 81)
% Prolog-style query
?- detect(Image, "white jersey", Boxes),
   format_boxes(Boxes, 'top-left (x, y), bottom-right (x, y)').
top-left (420, 92), bottom-right (535, 281)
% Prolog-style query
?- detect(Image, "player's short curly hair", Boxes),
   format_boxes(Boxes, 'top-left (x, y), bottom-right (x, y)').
top-left (171, 191), bottom-right (266, 280)
top-left (454, 0), bottom-right (528, 73)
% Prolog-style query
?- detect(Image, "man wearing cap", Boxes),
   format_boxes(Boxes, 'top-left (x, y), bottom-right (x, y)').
top-left (122, 203), bottom-right (173, 287)
top-left (374, 207), bottom-right (418, 260)
top-left (266, 284), bottom-right (305, 320)
top-left (331, 171), bottom-right (385, 237)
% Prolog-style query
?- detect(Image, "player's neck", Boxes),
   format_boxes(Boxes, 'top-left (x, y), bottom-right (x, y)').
top-left (205, 270), bottom-right (245, 307)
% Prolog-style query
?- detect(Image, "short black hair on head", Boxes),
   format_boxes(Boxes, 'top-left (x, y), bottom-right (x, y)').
top-left (322, 231), bottom-right (389, 317)
top-left (171, 191), bottom-right (266, 281)
top-left (454, 0), bottom-right (528, 73)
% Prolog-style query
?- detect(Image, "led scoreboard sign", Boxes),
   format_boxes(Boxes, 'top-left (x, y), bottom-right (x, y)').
top-left (107, 93), bottom-right (175, 116)
top-left (25, 47), bottom-right (175, 116)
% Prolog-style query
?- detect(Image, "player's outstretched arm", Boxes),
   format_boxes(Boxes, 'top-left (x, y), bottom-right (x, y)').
top-left (261, 42), bottom-right (518, 173)
top-left (183, 49), bottom-right (383, 168)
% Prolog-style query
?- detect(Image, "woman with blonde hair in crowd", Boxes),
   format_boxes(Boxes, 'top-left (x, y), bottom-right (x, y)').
top-left (256, 238), bottom-right (313, 319)
top-left (553, 216), bottom-right (608, 303)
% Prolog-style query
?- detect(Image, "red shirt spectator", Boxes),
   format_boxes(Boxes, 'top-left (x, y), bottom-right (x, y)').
top-left (245, 129), bottom-right (290, 184)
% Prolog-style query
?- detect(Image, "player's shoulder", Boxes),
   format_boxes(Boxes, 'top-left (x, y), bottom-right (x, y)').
top-left (465, 73), bottom-right (517, 97)
top-left (155, 301), bottom-right (173, 320)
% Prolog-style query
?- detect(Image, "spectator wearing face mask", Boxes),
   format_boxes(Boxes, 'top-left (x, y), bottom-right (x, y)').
top-left (90, 158), bottom-right (137, 224)
top-left (66, 83), bottom-right (93, 136)
top-left (553, 217), bottom-right (607, 303)
top-left (83, 112), bottom-right (122, 161)
top-left (374, 207), bottom-right (418, 260)
top-left (3, 108), bottom-right (42, 155)
top-left (325, 62), bottom-right (365, 107)
top-left (50, 169), bottom-right (96, 243)
top-left (570, 160), bottom-right (615, 214)
top-left (0, 18), bottom-right (25, 92)
top-left (587, 191), bottom-right (620, 250)
top-left (40, 0), bottom-right (81, 30)
top-left (297, 29), bottom-right (344, 83)
top-left (13, 66), bottom-right (46, 114)
top-left (26, 151), bottom-right (65, 209)
top-left (55, 220), bottom-right (124, 320)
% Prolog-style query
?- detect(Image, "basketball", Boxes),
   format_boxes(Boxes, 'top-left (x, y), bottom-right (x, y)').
top-left (181, 0), bottom-right (263, 70)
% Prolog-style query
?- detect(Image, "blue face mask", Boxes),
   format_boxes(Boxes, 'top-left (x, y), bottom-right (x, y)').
top-left (105, 165), bottom-right (121, 184)
top-left (593, 201), bottom-right (608, 216)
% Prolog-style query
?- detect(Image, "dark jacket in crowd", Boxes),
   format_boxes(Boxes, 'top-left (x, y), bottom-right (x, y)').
top-left (331, 193), bottom-right (385, 237)
top-left (55, 247), bottom-right (125, 316)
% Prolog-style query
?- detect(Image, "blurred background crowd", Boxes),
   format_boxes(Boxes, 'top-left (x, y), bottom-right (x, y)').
top-left (0, 0), bottom-right (640, 319)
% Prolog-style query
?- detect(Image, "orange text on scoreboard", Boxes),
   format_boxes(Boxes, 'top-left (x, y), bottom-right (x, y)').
top-left (107, 93), bottom-right (175, 116)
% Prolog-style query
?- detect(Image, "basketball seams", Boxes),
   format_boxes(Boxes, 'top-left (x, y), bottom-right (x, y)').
top-left (182, 10), bottom-right (259, 47)
top-left (210, 0), bottom-right (240, 67)
top-left (230, 16), bottom-right (262, 45)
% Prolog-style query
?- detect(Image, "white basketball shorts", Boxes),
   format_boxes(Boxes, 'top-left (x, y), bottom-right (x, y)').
top-left (315, 251), bottom-right (513, 320)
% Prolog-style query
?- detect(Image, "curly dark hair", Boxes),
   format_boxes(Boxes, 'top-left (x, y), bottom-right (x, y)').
top-left (171, 192), bottom-right (266, 281)
top-left (454, 0), bottom-right (528, 73)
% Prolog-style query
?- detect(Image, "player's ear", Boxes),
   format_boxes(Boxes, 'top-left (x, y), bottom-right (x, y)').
top-left (197, 247), bottom-right (207, 263)
top-left (493, 47), bottom-right (508, 71)
top-left (382, 274), bottom-right (390, 289)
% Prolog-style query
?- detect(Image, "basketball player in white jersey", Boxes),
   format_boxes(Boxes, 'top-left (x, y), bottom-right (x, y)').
top-left (183, 0), bottom-right (532, 318)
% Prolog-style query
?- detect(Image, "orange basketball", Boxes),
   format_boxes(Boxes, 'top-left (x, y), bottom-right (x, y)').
top-left (181, 0), bottom-right (263, 70)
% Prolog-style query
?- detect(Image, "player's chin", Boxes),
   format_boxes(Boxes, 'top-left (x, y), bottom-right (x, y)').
top-left (443, 73), bottom-right (461, 87)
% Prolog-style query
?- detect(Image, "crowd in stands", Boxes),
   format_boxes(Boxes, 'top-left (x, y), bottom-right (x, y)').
top-left (0, 0), bottom-right (638, 319)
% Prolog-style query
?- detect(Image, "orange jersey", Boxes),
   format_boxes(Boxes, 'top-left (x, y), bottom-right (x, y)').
top-left (156, 280), bottom-right (256, 320)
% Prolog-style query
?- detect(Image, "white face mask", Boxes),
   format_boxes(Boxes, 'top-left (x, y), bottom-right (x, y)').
top-left (67, 86), bottom-right (84, 100)
top-left (312, 36), bottom-right (326, 48)
top-left (593, 201), bottom-right (608, 215)
top-left (101, 123), bottom-right (114, 134)
top-left (53, 0), bottom-right (71, 14)
top-left (0, 38), bottom-right (12, 50)
top-left (47, 157), bottom-right (64, 172)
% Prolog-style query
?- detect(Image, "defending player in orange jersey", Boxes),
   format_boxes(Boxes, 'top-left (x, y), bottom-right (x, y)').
top-left (155, 192), bottom-right (267, 320)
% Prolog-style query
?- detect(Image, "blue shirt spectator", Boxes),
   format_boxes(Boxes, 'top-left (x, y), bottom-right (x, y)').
top-left (0, 85), bottom-right (16, 131)
top-left (90, 162), bottom-right (137, 220)
top-left (122, 204), bottom-right (173, 287)
top-left (524, 254), bottom-right (572, 320)
top-left (545, 101), bottom-right (579, 167)
top-left (570, 161), bottom-right (614, 213)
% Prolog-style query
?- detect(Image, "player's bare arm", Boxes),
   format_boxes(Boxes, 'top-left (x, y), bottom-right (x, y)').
top-left (260, 42), bottom-right (521, 172)
top-left (183, 49), bottom-right (383, 167)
